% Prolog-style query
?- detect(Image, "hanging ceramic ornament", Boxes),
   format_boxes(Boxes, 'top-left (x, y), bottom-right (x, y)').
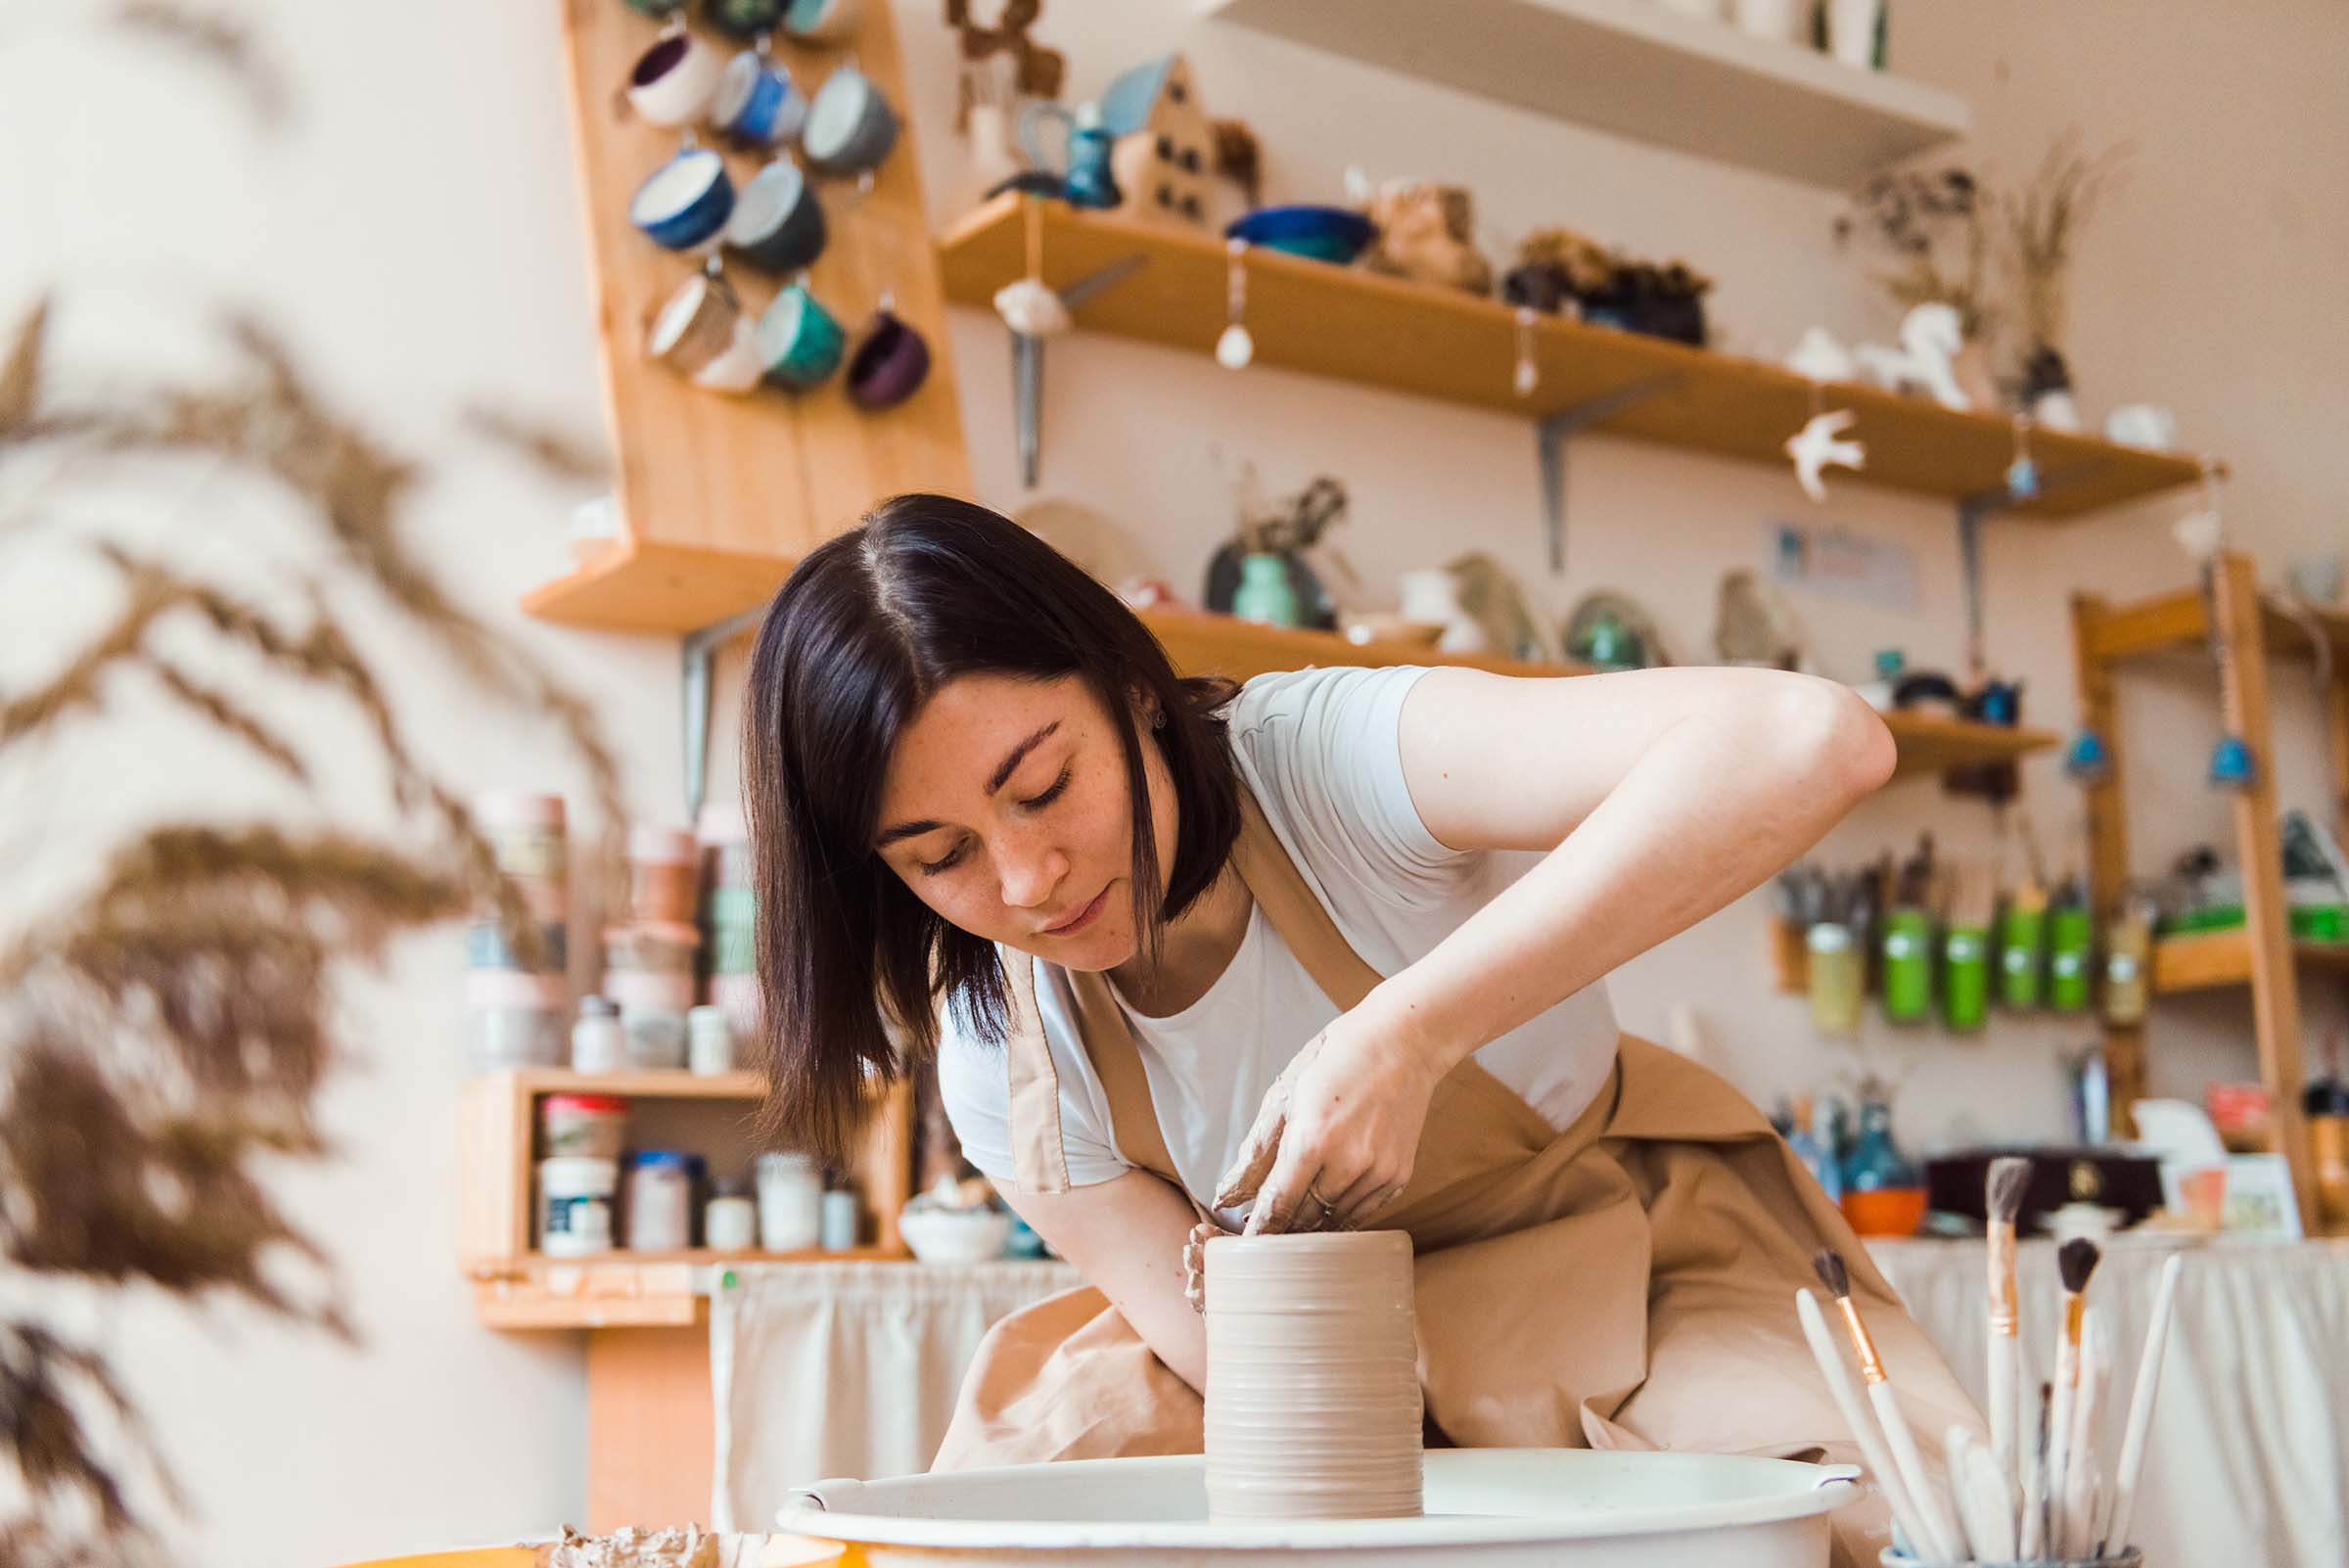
top-left (1785, 405), bottom-right (1865, 502)
top-left (1784, 326), bottom-right (1856, 384)
top-left (2004, 415), bottom-right (2039, 499)
top-left (2062, 729), bottom-right (2112, 785)
top-left (1215, 237), bottom-right (1254, 370)
top-left (2208, 735), bottom-right (2256, 790)
top-left (1512, 306), bottom-right (1539, 398)
top-left (993, 197), bottom-right (1071, 336)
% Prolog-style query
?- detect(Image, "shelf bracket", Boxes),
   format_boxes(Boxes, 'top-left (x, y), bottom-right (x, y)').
top-left (1010, 254), bottom-right (1150, 488)
top-left (681, 604), bottom-right (767, 826)
top-left (1954, 458), bottom-right (2107, 677)
top-left (1534, 372), bottom-right (1681, 574)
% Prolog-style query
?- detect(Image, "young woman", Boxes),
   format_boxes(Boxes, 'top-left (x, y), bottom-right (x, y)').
top-left (746, 495), bottom-right (1974, 1564)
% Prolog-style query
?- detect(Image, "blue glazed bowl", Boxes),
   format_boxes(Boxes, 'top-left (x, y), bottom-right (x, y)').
top-left (1224, 205), bottom-right (1378, 264)
top-left (631, 148), bottom-right (735, 251)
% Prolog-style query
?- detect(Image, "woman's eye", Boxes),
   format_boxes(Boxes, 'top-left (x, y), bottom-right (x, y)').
top-left (1021, 766), bottom-right (1072, 809)
top-left (919, 842), bottom-right (967, 876)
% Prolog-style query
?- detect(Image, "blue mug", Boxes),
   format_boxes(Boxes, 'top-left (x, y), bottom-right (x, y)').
top-left (724, 159), bottom-right (827, 273)
top-left (630, 146), bottom-right (734, 251)
top-left (713, 48), bottom-right (805, 148)
top-left (802, 64), bottom-right (898, 176)
top-left (757, 282), bottom-right (846, 389)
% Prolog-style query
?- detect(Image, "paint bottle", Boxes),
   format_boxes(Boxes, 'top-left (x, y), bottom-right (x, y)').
top-left (538, 1156), bottom-right (618, 1258)
top-left (757, 1152), bottom-right (823, 1251)
top-left (820, 1182), bottom-right (861, 1252)
top-left (571, 995), bottom-right (625, 1074)
top-left (705, 1179), bottom-right (757, 1252)
top-left (1806, 922), bottom-right (1864, 1038)
top-left (686, 1004), bottom-right (736, 1076)
top-left (2102, 904), bottom-right (2152, 1025)
top-left (624, 1150), bottom-right (697, 1252)
top-left (2048, 904), bottom-right (2095, 1012)
top-left (1942, 919), bottom-right (1989, 1032)
top-left (1998, 899), bottom-right (2045, 1009)
top-left (1879, 907), bottom-right (1934, 1024)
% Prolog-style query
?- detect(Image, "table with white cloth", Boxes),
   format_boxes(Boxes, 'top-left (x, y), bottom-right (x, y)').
top-left (710, 1242), bottom-right (2349, 1565)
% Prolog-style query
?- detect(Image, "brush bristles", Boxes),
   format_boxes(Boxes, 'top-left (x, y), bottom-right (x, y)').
top-left (1987, 1156), bottom-right (2032, 1223)
top-left (2057, 1237), bottom-right (2102, 1294)
top-left (1811, 1247), bottom-right (1851, 1299)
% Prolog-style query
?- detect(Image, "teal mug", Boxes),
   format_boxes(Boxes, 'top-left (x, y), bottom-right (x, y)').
top-left (757, 282), bottom-right (846, 389)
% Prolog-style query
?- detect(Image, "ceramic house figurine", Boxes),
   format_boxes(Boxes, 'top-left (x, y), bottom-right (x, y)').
top-left (1099, 54), bottom-right (1212, 227)
top-left (1353, 173), bottom-right (1494, 296)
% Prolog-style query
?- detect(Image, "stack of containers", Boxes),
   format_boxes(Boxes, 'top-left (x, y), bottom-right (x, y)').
top-left (468, 793), bottom-right (570, 1071)
top-left (702, 808), bottom-right (759, 1045)
top-left (606, 826), bottom-right (701, 1070)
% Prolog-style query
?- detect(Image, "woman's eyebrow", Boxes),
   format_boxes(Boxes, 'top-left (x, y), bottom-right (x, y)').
top-left (986, 720), bottom-right (1061, 794)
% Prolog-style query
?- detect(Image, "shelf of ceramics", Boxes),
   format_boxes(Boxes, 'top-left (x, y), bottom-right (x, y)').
top-left (1143, 608), bottom-right (2052, 780)
top-left (936, 196), bottom-right (2211, 522)
top-left (471, 1247), bottom-right (908, 1332)
top-left (2151, 930), bottom-right (2349, 994)
top-left (522, 0), bottom-right (972, 636)
top-left (1198, 0), bottom-right (1972, 189)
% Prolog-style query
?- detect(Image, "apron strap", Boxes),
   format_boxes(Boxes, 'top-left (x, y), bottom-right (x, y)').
top-left (1067, 968), bottom-right (1186, 1189)
top-left (1002, 949), bottom-right (1073, 1194)
top-left (1229, 790), bottom-right (1384, 1011)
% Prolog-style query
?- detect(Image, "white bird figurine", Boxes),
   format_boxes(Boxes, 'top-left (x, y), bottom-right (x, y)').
top-left (1785, 407), bottom-right (1865, 501)
top-left (1854, 302), bottom-right (1970, 411)
top-left (993, 277), bottom-right (1072, 337)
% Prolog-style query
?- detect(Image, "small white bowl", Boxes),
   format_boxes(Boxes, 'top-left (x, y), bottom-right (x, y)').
top-left (899, 1206), bottom-right (1013, 1264)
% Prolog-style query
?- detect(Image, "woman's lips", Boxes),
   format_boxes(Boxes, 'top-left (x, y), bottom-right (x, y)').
top-left (1041, 885), bottom-right (1110, 937)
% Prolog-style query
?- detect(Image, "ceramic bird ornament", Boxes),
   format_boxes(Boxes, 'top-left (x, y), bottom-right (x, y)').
top-left (1854, 302), bottom-right (1970, 411)
top-left (993, 277), bottom-right (1072, 337)
top-left (1786, 407), bottom-right (1866, 501)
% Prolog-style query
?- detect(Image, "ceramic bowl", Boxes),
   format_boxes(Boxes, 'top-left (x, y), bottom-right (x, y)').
top-left (899, 1205), bottom-right (1013, 1264)
top-left (1225, 205), bottom-right (1378, 264)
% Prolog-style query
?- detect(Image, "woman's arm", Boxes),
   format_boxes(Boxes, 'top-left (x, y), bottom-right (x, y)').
top-left (1001, 1170), bottom-right (1209, 1391)
top-left (1221, 665), bottom-right (1893, 1231)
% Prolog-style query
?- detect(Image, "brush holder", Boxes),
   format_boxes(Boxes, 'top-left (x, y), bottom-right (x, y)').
top-left (1883, 1552), bottom-right (2142, 1567)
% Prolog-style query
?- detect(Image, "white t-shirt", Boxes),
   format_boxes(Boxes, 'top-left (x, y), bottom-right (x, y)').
top-left (936, 664), bottom-right (1620, 1228)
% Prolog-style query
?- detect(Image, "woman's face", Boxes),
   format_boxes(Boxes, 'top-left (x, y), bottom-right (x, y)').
top-left (872, 672), bottom-right (1177, 971)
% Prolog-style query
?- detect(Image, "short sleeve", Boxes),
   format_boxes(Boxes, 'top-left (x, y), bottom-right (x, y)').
top-left (934, 975), bottom-right (1133, 1190)
top-left (1224, 665), bottom-right (1475, 910)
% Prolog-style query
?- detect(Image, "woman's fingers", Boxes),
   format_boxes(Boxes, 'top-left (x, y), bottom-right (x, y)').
top-left (1182, 1220), bottom-right (1221, 1312)
top-left (1324, 1170), bottom-right (1404, 1231)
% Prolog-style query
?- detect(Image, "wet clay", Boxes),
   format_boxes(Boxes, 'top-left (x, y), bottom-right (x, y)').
top-left (1203, 1230), bottom-right (1424, 1521)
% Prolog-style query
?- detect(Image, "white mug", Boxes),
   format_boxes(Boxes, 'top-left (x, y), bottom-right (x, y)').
top-left (627, 29), bottom-right (725, 128)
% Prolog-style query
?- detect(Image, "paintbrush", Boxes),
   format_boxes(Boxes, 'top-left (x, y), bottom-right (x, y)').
top-left (1795, 1288), bottom-right (1936, 1558)
top-left (2060, 1308), bottom-right (2111, 1557)
top-left (1946, 1424), bottom-right (2017, 1563)
top-left (1985, 1155), bottom-right (2032, 1498)
top-left (1812, 1250), bottom-right (1963, 1562)
top-left (2045, 1238), bottom-right (2102, 1549)
top-left (2102, 1254), bottom-right (2185, 1555)
top-left (2019, 1380), bottom-right (2051, 1559)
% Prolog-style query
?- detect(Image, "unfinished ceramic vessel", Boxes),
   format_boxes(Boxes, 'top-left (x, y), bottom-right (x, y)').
top-left (1203, 1230), bottom-right (1422, 1522)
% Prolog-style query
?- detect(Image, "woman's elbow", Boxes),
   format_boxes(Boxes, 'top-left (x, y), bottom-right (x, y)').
top-left (1773, 676), bottom-right (1895, 802)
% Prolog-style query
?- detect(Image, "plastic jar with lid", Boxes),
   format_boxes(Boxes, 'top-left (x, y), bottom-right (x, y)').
top-left (610, 970), bottom-right (694, 1070)
top-left (624, 1150), bottom-right (700, 1251)
top-left (538, 1156), bottom-right (618, 1257)
top-left (757, 1152), bottom-right (823, 1251)
top-left (477, 792), bottom-right (569, 883)
top-left (603, 921), bottom-right (701, 977)
top-left (571, 995), bottom-right (624, 1073)
top-left (686, 1004), bottom-right (735, 1076)
top-left (627, 826), bottom-right (701, 925)
top-left (705, 1179), bottom-right (757, 1252)
top-left (540, 1092), bottom-right (628, 1161)
top-left (468, 970), bottom-right (569, 1071)
top-left (820, 1184), bottom-right (860, 1251)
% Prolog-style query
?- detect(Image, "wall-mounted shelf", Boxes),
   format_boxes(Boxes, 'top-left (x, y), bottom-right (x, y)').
top-left (1143, 607), bottom-right (2054, 780)
top-left (1200, 0), bottom-right (1972, 189)
top-left (2151, 929), bottom-right (2349, 994)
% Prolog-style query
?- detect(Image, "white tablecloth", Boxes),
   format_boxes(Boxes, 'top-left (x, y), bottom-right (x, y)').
top-left (712, 1243), bottom-right (2349, 1564)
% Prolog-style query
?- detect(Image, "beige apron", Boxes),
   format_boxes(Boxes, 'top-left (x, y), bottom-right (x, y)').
top-left (936, 796), bottom-right (1979, 1564)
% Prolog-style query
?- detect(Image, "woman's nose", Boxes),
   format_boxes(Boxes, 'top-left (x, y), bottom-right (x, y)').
top-left (993, 835), bottom-right (1068, 910)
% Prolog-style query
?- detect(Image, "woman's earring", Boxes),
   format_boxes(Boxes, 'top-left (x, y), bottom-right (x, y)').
top-left (1151, 709), bottom-right (1168, 730)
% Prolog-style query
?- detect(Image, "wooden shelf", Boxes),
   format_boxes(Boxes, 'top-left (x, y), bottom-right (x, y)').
top-left (938, 196), bottom-right (2211, 520)
top-left (1201, 0), bottom-right (1972, 189)
top-left (488, 1068), bottom-right (767, 1100)
top-left (2077, 584), bottom-right (2349, 667)
top-left (1143, 606), bottom-right (2052, 779)
top-left (2152, 929), bottom-right (2349, 994)
top-left (533, 1245), bottom-right (905, 1268)
top-left (473, 1247), bottom-right (909, 1331)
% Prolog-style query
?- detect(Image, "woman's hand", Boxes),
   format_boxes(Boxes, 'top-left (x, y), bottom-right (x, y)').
top-left (1182, 1220), bottom-right (1226, 1311)
top-left (1211, 1012), bottom-right (1447, 1234)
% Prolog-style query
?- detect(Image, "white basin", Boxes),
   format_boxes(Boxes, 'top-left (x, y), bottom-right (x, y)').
top-left (780, 1449), bottom-right (1863, 1567)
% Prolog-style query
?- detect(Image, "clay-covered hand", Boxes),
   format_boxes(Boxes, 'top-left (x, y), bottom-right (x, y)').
top-left (1181, 1219), bottom-right (1230, 1312)
top-left (1211, 1019), bottom-right (1443, 1235)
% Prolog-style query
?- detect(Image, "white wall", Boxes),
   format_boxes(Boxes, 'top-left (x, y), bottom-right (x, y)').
top-left (1, 1), bottom-right (2340, 1564)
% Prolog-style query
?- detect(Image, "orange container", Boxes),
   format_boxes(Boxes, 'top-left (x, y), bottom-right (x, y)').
top-left (1840, 1186), bottom-right (1928, 1238)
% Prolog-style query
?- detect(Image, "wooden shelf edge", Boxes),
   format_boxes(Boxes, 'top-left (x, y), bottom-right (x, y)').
top-left (521, 539), bottom-right (796, 635)
top-left (482, 1068), bottom-right (769, 1101)
top-left (2082, 584), bottom-right (2349, 667)
top-left (2153, 929), bottom-right (2349, 994)
top-left (1880, 713), bottom-right (2058, 779)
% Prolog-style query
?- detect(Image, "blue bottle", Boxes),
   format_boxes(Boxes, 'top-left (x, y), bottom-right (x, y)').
top-left (1787, 1095), bottom-right (1842, 1204)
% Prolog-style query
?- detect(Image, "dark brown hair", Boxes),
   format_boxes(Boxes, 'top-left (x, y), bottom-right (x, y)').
top-left (743, 495), bottom-right (1241, 1165)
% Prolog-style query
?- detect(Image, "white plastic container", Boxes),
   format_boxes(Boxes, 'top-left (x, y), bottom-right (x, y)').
top-left (571, 995), bottom-right (625, 1073)
top-left (758, 1152), bottom-right (823, 1251)
top-left (538, 1156), bottom-right (618, 1258)
top-left (821, 1187), bottom-right (860, 1251)
top-left (706, 1186), bottom-right (758, 1251)
top-left (625, 1151), bottom-right (696, 1251)
top-left (539, 1092), bottom-right (628, 1161)
top-left (468, 970), bottom-right (569, 1070)
top-left (687, 1004), bottom-right (736, 1076)
top-left (611, 970), bottom-right (694, 1070)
